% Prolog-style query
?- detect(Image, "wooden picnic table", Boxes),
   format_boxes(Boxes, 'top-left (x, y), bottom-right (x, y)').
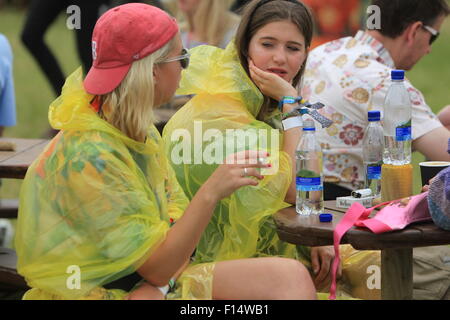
top-left (0, 138), bottom-right (49, 179)
top-left (274, 200), bottom-right (450, 300)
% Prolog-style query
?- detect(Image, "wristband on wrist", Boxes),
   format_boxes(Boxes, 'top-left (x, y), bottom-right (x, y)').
top-left (281, 106), bottom-right (310, 120)
top-left (277, 96), bottom-right (305, 111)
top-left (282, 116), bottom-right (303, 131)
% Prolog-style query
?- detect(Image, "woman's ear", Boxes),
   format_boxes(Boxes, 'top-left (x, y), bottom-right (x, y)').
top-left (153, 65), bottom-right (160, 82)
top-left (153, 68), bottom-right (157, 81)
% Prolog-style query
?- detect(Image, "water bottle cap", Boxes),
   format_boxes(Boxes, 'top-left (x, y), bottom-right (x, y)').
top-left (303, 119), bottom-right (316, 131)
top-left (391, 70), bottom-right (405, 80)
top-left (319, 213), bottom-right (333, 223)
top-left (368, 110), bottom-right (381, 121)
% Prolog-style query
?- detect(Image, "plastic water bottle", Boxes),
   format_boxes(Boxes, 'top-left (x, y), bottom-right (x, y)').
top-left (296, 119), bottom-right (324, 215)
top-left (363, 111), bottom-right (384, 198)
top-left (383, 70), bottom-right (412, 165)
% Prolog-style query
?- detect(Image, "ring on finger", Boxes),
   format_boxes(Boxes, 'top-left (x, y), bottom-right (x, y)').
top-left (242, 167), bottom-right (248, 177)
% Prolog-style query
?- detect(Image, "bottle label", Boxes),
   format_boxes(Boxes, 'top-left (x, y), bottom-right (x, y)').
top-left (296, 177), bottom-right (323, 191)
top-left (366, 165), bottom-right (381, 180)
top-left (396, 125), bottom-right (412, 141)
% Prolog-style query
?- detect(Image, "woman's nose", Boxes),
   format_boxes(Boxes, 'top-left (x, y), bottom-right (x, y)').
top-left (272, 47), bottom-right (287, 64)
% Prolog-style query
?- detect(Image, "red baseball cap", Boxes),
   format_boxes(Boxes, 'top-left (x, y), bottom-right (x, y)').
top-left (84, 3), bottom-right (179, 95)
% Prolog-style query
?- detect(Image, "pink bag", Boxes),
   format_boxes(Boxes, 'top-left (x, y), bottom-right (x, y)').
top-left (329, 192), bottom-right (431, 300)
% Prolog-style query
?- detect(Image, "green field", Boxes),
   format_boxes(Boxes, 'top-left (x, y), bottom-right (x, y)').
top-left (1, 5), bottom-right (450, 201)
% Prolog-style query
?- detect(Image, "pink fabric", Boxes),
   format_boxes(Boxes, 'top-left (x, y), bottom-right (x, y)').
top-left (329, 202), bottom-right (370, 300)
top-left (329, 192), bottom-right (431, 300)
top-left (355, 192), bottom-right (431, 233)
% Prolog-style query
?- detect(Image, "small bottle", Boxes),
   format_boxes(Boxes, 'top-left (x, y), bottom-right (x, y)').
top-left (296, 119), bottom-right (324, 215)
top-left (363, 110), bottom-right (384, 198)
top-left (383, 70), bottom-right (412, 165)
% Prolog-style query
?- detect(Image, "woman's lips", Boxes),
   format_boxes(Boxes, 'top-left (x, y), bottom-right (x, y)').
top-left (267, 68), bottom-right (288, 77)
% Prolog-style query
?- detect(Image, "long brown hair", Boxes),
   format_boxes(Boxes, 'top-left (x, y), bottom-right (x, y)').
top-left (235, 0), bottom-right (314, 121)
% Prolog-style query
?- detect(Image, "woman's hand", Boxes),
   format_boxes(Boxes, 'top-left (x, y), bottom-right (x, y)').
top-left (202, 150), bottom-right (271, 203)
top-left (421, 176), bottom-right (437, 192)
top-left (311, 246), bottom-right (342, 292)
top-left (248, 60), bottom-right (298, 104)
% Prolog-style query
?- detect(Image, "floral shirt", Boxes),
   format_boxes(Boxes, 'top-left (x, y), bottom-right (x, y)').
top-left (302, 31), bottom-right (443, 190)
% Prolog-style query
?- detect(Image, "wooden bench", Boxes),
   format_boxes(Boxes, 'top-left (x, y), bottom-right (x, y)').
top-left (0, 247), bottom-right (28, 291)
top-left (0, 199), bottom-right (19, 219)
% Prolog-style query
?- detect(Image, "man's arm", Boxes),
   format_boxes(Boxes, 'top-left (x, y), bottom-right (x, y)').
top-left (413, 127), bottom-right (450, 161)
top-left (438, 105), bottom-right (450, 131)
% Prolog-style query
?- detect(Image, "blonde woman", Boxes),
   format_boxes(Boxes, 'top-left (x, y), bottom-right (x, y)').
top-left (177, 0), bottom-right (241, 49)
top-left (15, 4), bottom-right (316, 300)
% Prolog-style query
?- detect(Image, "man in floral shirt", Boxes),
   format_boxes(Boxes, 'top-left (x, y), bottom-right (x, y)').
top-left (303, 0), bottom-right (450, 300)
top-left (303, 0), bottom-right (450, 198)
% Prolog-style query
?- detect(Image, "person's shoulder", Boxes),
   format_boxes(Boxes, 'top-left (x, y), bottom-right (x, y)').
top-left (0, 34), bottom-right (11, 49)
top-left (309, 36), bottom-right (353, 55)
top-left (0, 34), bottom-right (13, 60)
top-left (0, 33), bottom-right (8, 44)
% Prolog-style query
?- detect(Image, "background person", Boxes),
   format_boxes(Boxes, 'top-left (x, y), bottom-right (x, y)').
top-left (21, 0), bottom-right (110, 96)
top-left (176, 0), bottom-right (240, 49)
top-left (0, 33), bottom-right (16, 137)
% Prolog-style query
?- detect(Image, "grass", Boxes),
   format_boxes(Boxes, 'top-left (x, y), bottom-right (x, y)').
top-left (1, 5), bottom-right (450, 200)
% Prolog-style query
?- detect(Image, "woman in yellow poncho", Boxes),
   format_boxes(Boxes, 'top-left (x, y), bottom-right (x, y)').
top-left (163, 0), bottom-right (381, 299)
top-left (14, 3), bottom-right (317, 300)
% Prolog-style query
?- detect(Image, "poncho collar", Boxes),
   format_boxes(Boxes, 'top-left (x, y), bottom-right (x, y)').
top-left (176, 42), bottom-right (264, 118)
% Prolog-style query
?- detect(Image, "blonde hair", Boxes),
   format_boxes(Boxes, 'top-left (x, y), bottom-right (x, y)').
top-left (180, 0), bottom-right (240, 47)
top-left (99, 38), bottom-right (176, 143)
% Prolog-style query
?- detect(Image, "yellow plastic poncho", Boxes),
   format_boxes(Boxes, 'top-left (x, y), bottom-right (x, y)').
top-left (163, 43), bottom-right (381, 300)
top-left (14, 68), bottom-right (213, 300)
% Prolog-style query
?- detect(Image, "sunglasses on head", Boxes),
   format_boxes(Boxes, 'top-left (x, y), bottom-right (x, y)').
top-left (160, 48), bottom-right (190, 69)
top-left (422, 24), bottom-right (440, 45)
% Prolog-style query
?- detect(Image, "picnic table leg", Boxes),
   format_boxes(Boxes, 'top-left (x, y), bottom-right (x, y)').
top-left (381, 248), bottom-right (413, 300)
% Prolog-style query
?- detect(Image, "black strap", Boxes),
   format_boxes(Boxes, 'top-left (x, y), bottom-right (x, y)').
top-left (103, 272), bottom-right (143, 291)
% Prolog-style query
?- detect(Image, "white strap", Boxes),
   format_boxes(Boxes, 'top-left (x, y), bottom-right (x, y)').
top-left (282, 116), bottom-right (303, 131)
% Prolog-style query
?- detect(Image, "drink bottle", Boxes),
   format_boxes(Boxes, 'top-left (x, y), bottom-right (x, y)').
top-left (296, 119), bottom-right (324, 215)
top-left (363, 110), bottom-right (384, 198)
top-left (383, 70), bottom-right (412, 165)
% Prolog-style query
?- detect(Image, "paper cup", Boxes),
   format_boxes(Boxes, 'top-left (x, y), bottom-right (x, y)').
top-left (419, 161), bottom-right (450, 186)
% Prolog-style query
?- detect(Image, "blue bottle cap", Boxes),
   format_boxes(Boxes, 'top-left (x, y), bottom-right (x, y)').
top-left (368, 110), bottom-right (381, 122)
top-left (391, 70), bottom-right (405, 80)
top-left (319, 213), bottom-right (333, 223)
top-left (303, 119), bottom-right (316, 131)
